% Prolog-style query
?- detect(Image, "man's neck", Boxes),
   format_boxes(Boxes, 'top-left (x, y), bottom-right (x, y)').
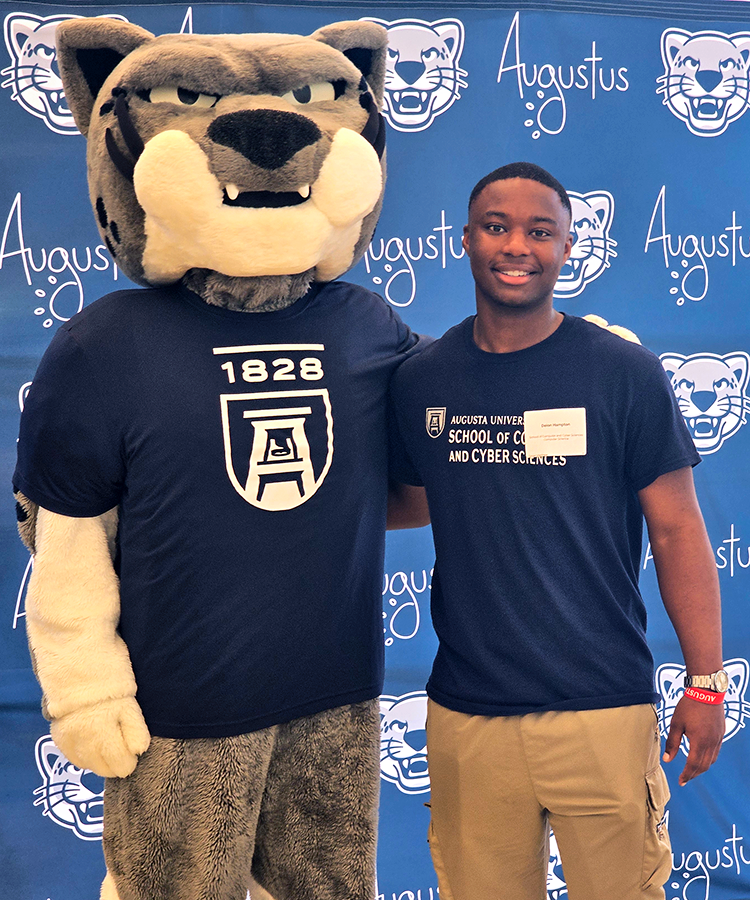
top-left (472, 302), bottom-right (563, 354)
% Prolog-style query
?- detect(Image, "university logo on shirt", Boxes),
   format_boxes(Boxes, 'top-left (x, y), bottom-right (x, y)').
top-left (219, 389), bottom-right (333, 511)
top-left (425, 407), bottom-right (446, 438)
top-left (33, 736), bottom-right (104, 840)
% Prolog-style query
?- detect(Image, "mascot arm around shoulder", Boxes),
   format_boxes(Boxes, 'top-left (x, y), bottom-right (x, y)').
top-left (14, 16), bottom-right (391, 781)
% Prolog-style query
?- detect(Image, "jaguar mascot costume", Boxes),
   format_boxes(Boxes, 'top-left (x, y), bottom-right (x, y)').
top-left (13, 16), bottom-right (420, 900)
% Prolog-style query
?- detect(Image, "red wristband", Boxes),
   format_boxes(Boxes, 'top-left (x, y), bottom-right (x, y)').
top-left (684, 687), bottom-right (725, 705)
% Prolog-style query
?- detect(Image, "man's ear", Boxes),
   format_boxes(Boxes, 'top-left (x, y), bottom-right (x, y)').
top-left (56, 17), bottom-right (154, 136)
top-left (310, 21), bottom-right (388, 106)
top-left (563, 231), bottom-right (573, 263)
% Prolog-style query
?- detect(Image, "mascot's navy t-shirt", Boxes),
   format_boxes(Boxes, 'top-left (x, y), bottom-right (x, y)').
top-left (15, 282), bottom-right (418, 738)
top-left (390, 314), bottom-right (700, 717)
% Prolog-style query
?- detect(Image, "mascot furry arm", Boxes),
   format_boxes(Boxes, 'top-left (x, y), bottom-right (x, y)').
top-left (15, 16), bottom-right (389, 778)
top-left (17, 499), bottom-right (147, 778)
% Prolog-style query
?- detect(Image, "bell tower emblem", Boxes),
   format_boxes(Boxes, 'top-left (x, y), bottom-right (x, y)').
top-left (425, 407), bottom-right (445, 438)
top-left (221, 390), bottom-right (333, 510)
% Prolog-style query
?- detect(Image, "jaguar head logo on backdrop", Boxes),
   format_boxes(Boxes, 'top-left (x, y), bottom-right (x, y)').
top-left (657, 28), bottom-right (750, 137)
top-left (554, 191), bottom-right (617, 299)
top-left (33, 736), bottom-right (104, 840)
top-left (363, 17), bottom-right (467, 132)
top-left (660, 351), bottom-right (750, 454)
top-left (1, 13), bottom-right (124, 134)
top-left (656, 659), bottom-right (750, 755)
top-left (547, 831), bottom-right (568, 899)
top-left (379, 692), bottom-right (430, 793)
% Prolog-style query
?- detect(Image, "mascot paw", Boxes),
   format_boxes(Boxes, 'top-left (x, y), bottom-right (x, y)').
top-left (100, 871), bottom-right (122, 900)
top-left (50, 696), bottom-right (151, 778)
top-left (583, 314), bottom-right (641, 345)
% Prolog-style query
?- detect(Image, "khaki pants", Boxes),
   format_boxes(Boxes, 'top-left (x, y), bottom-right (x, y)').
top-left (426, 701), bottom-right (672, 900)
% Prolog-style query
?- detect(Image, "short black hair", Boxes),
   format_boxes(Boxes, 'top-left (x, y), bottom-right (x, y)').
top-left (468, 162), bottom-right (571, 219)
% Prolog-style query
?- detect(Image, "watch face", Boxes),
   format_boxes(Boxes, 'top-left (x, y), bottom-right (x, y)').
top-left (715, 670), bottom-right (729, 692)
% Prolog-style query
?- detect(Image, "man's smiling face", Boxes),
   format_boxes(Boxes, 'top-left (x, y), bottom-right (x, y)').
top-left (462, 177), bottom-right (572, 314)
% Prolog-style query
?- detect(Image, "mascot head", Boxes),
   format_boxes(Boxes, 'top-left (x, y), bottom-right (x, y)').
top-left (55, 17), bottom-right (387, 308)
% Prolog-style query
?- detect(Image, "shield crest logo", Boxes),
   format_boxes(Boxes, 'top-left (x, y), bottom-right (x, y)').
top-left (425, 407), bottom-right (446, 438)
top-left (220, 389), bottom-right (334, 510)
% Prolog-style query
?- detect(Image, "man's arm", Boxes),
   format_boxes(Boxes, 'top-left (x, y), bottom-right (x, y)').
top-left (638, 466), bottom-right (724, 786)
top-left (387, 481), bottom-right (430, 530)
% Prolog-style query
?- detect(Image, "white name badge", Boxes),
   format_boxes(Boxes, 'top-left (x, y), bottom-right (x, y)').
top-left (523, 407), bottom-right (587, 457)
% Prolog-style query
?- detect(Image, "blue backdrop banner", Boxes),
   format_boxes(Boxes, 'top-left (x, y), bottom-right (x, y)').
top-left (1, 2), bottom-right (749, 899)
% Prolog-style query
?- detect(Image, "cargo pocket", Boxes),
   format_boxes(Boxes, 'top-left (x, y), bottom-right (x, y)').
top-left (642, 765), bottom-right (672, 890)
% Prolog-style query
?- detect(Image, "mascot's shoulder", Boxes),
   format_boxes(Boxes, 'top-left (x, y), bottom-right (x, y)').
top-left (52, 286), bottom-right (183, 346)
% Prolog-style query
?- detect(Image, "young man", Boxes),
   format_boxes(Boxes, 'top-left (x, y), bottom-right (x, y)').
top-left (389, 162), bottom-right (725, 900)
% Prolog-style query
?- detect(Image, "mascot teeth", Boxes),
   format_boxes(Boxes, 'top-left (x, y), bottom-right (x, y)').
top-left (136, 127), bottom-right (382, 281)
top-left (226, 183), bottom-right (240, 201)
top-left (299, 185), bottom-right (311, 199)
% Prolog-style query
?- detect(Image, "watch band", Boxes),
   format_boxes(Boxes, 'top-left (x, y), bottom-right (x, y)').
top-left (684, 669), bottom-right (729, 693)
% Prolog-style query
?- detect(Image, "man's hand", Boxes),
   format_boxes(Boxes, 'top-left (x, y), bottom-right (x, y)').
top-left (387, 481), bottom-right (430, 530)
top-left (663, 695), bottom-right (724, 786)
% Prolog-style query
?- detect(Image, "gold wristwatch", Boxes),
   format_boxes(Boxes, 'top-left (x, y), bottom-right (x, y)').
top-left (684, 669), bottom-right (729, 692)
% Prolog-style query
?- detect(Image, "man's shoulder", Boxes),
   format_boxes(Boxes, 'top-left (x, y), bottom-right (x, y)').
top-left (570, 315), bottom-right (661, 372)
top-left (318, 280), bottom-right (416, 346)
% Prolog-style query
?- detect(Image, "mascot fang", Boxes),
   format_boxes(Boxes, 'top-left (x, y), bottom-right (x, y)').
top-left (14, 17), bottom-right (420, 900)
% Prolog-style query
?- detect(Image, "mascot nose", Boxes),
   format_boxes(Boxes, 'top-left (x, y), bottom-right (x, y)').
top-left (405, 729), bottom-right (426, 751)
top-left (692, 390), bottom-right (717, 413)
top-left (395, 61), bottom-right (426, 86)
top-left (207, 109), bottom-right (322, 170)
top-left (695, 69), bottom-right (722, 93)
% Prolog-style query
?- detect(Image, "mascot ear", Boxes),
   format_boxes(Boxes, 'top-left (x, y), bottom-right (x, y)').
top-left (310, 21), bottom-right (388, 106)
top-left (56, 17), bottom-right (154, 136)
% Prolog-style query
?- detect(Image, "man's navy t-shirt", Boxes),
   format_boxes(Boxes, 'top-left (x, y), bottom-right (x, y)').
top-left (390, 314), bottom-right (700, 717)
top-left (15, 281), bottom-right (418, 738)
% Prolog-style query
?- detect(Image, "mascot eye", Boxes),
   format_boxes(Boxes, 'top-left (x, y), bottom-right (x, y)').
top-left (677, 378), bottom-right (694, 391)
top-left (281, 82), bottom-right (336, 105)
top-left (148, 85), bottom-right (220, 108)
top-left (422, 47), bottom-right (440, 63)
top-left (32, 44), bottom-right (55, 61)
top-left (720, 58), bottom-right (737, 71)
